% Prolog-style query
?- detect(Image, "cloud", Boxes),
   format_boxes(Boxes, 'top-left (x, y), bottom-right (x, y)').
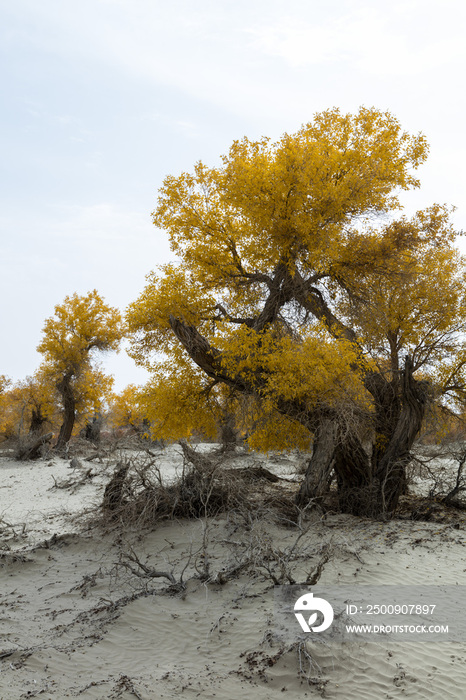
top-left (247, 3), bottom-right (465, 77)
top-left (4, 0), bottom-right (464, 130)
top-left (247, 17), bottom-right (349, 68)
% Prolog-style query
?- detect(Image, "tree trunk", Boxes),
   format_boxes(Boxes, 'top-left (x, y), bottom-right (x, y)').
top-left (296, 415), bottom-right (373, 515)
top-left (296, 418), bottom-right (337, 505)
top-left (333, 432), bottom-right (373, 515)
top-left (297, 357), bottom-right (429, 518)
top-left (83, 414), bottom-right (102, 443)
top-left (334, 356), bottom-right (428, 517)
top-left (55, 374), bottom-right (76, 450)
top-left (220, 412), bottom-right (238, 453)
top-left (366, 372), bottom-right (401, 470)
top-left (372, 356), bottom-right (429, 515)
top-left (29, 407), bottom-right (46, 435)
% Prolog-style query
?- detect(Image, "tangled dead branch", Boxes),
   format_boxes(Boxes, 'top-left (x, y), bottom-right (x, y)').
top-left (14, 432), bottom-right (53, 461)
top-left (99, 443), bottom-right (252, 529)
top-left (117, 547), bottom-right (177, 586)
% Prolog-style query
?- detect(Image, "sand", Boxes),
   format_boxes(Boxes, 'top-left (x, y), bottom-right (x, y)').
top-left (1, 443), bottom-right (465, 699)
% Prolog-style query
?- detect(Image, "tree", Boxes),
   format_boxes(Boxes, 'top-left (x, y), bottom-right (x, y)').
top-left (108, 384), bottom-right (149, 435)
top-left (0, 375), bottom-right (12, 440)
top-left (0, 373), bottom-right (53, 439)
top-left (135, 365), bottom-right (242, 447)
top-left (0, 375), bottom-right (10, 395)
top-left (72, 365), bottom-right (115, 441)
top-left (10, 372), bottom-right (55, 434)
top-left (37, 290), bottom-right (123, 450)
top-left (127, 107), bottom-right (466, 518)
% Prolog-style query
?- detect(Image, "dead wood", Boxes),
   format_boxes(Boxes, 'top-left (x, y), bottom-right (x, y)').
top-left (15, 432), bottom-right (53, 461)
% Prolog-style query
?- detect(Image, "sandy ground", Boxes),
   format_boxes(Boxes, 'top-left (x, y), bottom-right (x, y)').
top-left (1, 443), bottom-right (466, 699)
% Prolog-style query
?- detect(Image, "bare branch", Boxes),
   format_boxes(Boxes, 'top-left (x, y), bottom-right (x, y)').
top-left (118, 548), bottom-right (177, 585)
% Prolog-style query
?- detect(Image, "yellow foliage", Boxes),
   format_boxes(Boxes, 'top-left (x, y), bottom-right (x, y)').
top-left (126, 266), bottom-right (217, 366)
top-left (0, 375), bottom-right (10, 394)
top-left (335, 213), bottom-right (465, 378)
top-left (139, 362), bottom-right (220, 442)
top-left (72, 366), bottom-right (114, 418)
top-left (0, 375), bottom-right (11, 436)
top-left (234, 393), bottom-right (313, 452)
top-left (108, 384), bottom-right (147, 431)
top-left (217, 324), bottom-right (369, 410)
top-left (37, 290), bottom-right (122, 445)
top-left (153, 107), bottom-right (426, 285)
top-left (127, 107), bottom-right (466, 451)
top-left (38, 290), bottom-right (122, 373)
top-left (0, 372), bottom-right (56, 438)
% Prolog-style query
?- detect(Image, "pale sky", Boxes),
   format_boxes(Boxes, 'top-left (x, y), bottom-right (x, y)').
top-left (2, 0), bottom-right (466, 390)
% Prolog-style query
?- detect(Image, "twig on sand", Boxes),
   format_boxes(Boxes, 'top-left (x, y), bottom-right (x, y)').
top-left (114, 674), bottom-right (144, 700)
top-left (50, 468), bottom-right (95, 492)
top-left (117, 547), bottom-right (177, 585)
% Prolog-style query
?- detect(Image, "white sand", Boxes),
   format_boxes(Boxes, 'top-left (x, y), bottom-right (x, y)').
top-left (1, 445), bottom-right (465, 699)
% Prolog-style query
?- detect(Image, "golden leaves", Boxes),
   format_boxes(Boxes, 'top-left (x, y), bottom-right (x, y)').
top-left (127, 106), bottom-right (466, 449)
top-left (36, 290), bottom-right (122, 424)
top-left (152, 106), bottom-right (429, 284)
top-left (139, 362), bottom-right (220, 442)
top-left (37, 290), bottom-right (122, 374)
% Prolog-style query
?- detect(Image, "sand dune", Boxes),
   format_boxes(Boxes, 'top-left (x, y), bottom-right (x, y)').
top-left (1, 444), bottom-right (465, 699)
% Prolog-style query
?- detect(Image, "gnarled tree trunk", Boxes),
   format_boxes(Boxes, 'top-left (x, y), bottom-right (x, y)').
top-left (55, 373), bottom-right (76, 450)
top-left (83, 413), bottom-right (102, 443)
top-left (372, 356), bottom-right (429, 515)
top-left (29, 407), bottom-right (47, 435)
top-left (296, 418), bottom-right (337, 504)
top-left (297, 357), bottom-right (429, 517)
top-left (333, 432), bottom-right (373, 515)
top-left (168, 316), bottom-right (430, 519)
top-left (219, 412), bottom-right (238, 453)
top-left (333, 357), bottom-right (427, 518)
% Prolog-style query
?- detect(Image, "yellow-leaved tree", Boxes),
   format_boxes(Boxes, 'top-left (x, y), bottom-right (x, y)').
top-left (127, 107), bottom-right (466, 517)
top-left (108, 384), bottom-right (149, 435)
top-left (0, 375), bottom-right (12, 440)
top-left (0, 371), bottom-right (56, 440)
top-left (37, 290), bottom-right (123, 449)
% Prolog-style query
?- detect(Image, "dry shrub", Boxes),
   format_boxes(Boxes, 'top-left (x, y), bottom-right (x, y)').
top-left (262, 491), bottom-right (316, 527)
top-left (98, 441), bottom-right (323, 532)
top-left (100, 442), bottom-right (249, 528)
top-left (14, 431), bottom-right (53, 460)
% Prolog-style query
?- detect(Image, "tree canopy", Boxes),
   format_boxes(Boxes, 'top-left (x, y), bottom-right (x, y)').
top-left (127, 106), bottom-right (466, 517)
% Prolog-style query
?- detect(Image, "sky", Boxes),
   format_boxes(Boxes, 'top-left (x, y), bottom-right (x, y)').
top-left (2, 0), bottom-right (466, 391)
